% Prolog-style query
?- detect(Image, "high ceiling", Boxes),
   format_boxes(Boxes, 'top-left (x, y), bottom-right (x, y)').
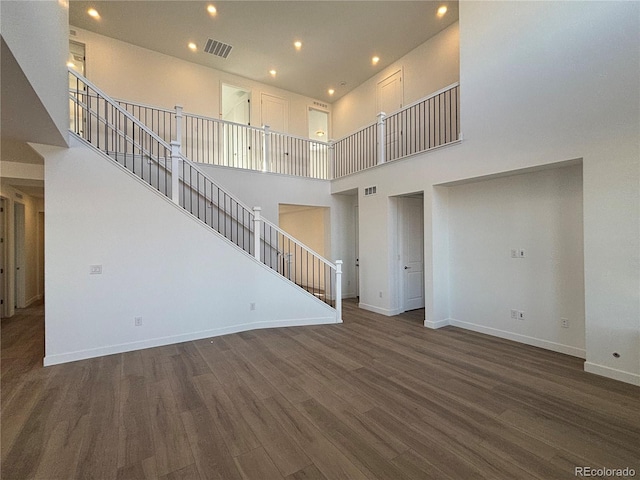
top-left (69, 1), bottom-right (458, 103)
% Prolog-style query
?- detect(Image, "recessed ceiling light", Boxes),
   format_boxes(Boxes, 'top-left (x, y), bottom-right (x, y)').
top-left (188, 42), bottom-right (197, 51)
top-left (269, 69), bottom-right (277, 77)
top-left (87, 8), bottom-right (100, 18)
top-left (372, 56), bottom-right (380, 65)
top-left (437, 5), bottom-right (447, 17)
top-left (207, 4), bottom-right (217, 15)
top-left (294, 41), bottom-right (302, 50)
top-left (328, 89), bottom-right (335, 95)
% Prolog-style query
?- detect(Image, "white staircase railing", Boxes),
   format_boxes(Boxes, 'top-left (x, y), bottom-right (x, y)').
top-left (116, 99), bottom-right (331, 180)
top-left (69, 68), bottom-right (341, 318)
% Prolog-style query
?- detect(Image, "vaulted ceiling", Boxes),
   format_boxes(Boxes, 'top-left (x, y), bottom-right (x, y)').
top-left (69, 1), bottom-right (458, 103)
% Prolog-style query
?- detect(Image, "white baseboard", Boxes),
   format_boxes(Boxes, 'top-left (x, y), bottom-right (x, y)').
top-left (358, 302), bottom-right (402, 316)
top-left (44, 315), bottom-right (336, 366)
top-left (424, 318), bottom-right (450, 329)
top-left (448, 318), bottom-right (586, 359)
top-left (584, 362), bottom-right (640, 386)
top-left (25, 295), bottom-right (43, 307)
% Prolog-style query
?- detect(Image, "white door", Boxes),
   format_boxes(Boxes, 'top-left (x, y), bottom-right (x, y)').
top-left (262, 93), bottom-right (289, 171)
top-left (14, 202), bottom-right (25, 309)
top-left (354, 204), bottom-right (359, 299)
top-left (221, 84), bottom-right (252, 168)
top-left (400, 196), bottom-right (424, 311)
top-left (377, 70), bottom-right (403, 159)
top-left (377, 69), bottom-right (403, 115)
top-left (0, 198), bottom-right (5, 316)
top-left (261, 93), bottom-right (288, 132)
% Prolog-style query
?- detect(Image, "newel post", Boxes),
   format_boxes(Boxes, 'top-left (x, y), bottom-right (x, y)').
top-left (335, 260), bottom-right (343, 322)
top-left (262, 125), bottom-right (271, 172)
top-left (174, 105), bottom-right (183, 151)
top-left (170, 141), bottom-right (181, 205)
top-left (253, 207), bottom-right (262, 262)
top-left (377, 112), bottom-right (386, 165)
top-left (328, 140), bottom-right (335, 180)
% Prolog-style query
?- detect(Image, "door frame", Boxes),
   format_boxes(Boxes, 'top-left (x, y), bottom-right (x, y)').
top-left (395, 193), bottom-right (425, 313)
top-left (0, 197), bottom-right (7, 317)
top-left (220, 82), bottom-right (252, 125)
top-left (14, 201), bottom-right (26, 309)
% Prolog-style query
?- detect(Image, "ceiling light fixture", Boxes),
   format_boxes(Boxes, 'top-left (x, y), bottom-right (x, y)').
top-left (269, 69), bottom-right (277, 77)
top-left (372, 56), bottom-right (380, 65)
top-left (207, 4), bottom-right (217, 15)
top-left (66, 61), bottom-right (75, 68)
top-left (294, 41), bottom-right (302, 50)
top-left (188, 42), bottom-right (197, 51)
top-left (328, 89), bottom-right (335, 96)
top-left (316, 130), bottom-right (325, 137)
top-left (87, 8), bottom-right (100, 18)
top-left (437, 5), bottom-right (447, 17)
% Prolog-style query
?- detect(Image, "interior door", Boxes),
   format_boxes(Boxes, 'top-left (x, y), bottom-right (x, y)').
top-left (377, 69), bottom-right (403, 115)
top-left (14, 202), bottom-right (25, 309)
top-left (401, 196), bottom-right (424, 311)
top-left (0, 198), bottom-right (5, 316)
top-left (377, 70), bottom-right (403, 159)
top-left (261, 93), bottom-right (289, 172)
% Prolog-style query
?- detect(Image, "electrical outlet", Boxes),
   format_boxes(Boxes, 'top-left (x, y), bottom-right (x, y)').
top-left (89, 265), bottom-right (102, 275)
top-left (510, 309), bottom-right (518, 319)
top-left (250, 302), bottom-right (256, 311)
top-left (510, 249), bottom-right (518, 258)
top-left (379, 291), bottom-right (383, 298)
top-left (134, 316), bottom-right (142, 326)
top-left (561, 317), bottom-right (569, 328)
top-left (518, 311), bottom-right (526, 321)
top-left (518, 249), bottom-right (526, 258)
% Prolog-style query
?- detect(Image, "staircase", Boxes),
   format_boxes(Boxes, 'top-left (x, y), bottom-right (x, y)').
top-left (68, 69), bottom-right (342, 320)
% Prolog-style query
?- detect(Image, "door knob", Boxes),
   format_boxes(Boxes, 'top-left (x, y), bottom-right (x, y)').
top-left (404, 266), bottom-right (410, 270)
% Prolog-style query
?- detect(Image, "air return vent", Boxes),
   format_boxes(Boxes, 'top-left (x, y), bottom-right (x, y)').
top-left (364, 186), bottom-right (377, 196)
top-left (204, 39), bottom-right (233, 59)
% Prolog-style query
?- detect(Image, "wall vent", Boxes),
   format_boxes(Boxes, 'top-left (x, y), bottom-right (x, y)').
top-left (364, 186), bottom-right (377, 196)
top-left (14, 192), bottom-right (23, 199)
top-left (69, 29), bottom-right (77, 36)
top-left (204, 39), bottom-right (233, 59)
top-left (313, 101), bottom-right (328, 109)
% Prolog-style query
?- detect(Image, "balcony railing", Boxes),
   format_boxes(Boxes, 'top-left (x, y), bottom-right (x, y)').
top-left (116, 82), bottom-right (460, 181)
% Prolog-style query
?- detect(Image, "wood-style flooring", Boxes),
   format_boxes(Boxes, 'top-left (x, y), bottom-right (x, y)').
top-left (1, 300), bottom-right (639, 479)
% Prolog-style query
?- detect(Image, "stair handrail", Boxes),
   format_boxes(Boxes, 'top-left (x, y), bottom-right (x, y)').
top-left (69, 68), bottom-right (341, 313)
top-left (261, 217), bottom-right (336, 269)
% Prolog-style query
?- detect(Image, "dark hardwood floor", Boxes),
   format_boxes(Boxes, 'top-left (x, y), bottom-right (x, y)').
top-left (2, 300), bottom-right (639, 479)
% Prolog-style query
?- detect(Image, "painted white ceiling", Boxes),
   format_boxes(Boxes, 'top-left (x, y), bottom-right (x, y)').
top-left (69, 1), bottom-right (458, 103)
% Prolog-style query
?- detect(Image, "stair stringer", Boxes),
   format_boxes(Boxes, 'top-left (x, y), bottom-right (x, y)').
top-left (35, 136), bottom-right (338, 366)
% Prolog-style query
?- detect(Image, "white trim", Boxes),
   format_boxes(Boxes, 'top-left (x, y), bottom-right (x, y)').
top-left (44, 315), bottom-right (337, 366)
top-left (584, 362), bottom-right (640, 387)
top-left (24, 294), bottom-right (42, 308)
top-left (448, 318), bottom-right (586, 359)
top-left (424, 318), bottom-right (450, 329)
top-left (358, 302), bottom-right (402, 316)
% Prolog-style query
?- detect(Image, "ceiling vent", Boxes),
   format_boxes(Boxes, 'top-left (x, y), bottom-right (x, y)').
top-left (204, 39), bottom-right (233, 59)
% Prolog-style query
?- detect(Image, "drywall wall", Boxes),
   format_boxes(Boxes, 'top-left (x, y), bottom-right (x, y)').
top-left (448, 165), bottom-right (585, 356)
top-left (70, 27), bottom-right (330, 139)
top-left (331, 1), bottom-right (639, 385)
top-left (332, 21), bottom-right (459, 139)
top-left (279, 205), bottom-right (327, 257)
top-left (0, 0), bottom-right (68, 146)
top-left (37, 137), bottom-right (337, 365)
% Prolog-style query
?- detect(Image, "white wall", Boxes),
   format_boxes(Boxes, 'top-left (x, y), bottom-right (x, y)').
top-left (36, 138), bottom-right (336, 366)
top-left (448, 165), bottom-right (585, 357)
top-left (331, 1), bottom-right (639, 385)
top-left (1, 0), bottom-right (69, 145)
top-left (332, 22), bottom-right (459, 138)
top-left (71, 27), bottom-right (330, 138)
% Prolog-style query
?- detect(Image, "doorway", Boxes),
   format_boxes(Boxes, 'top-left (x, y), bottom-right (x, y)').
top-left (0, 198), bottom-right (6, 317)
top-left (14, 202), bottom-right (25, 309)
top-left (221, 84), bottom-right (251, 125)
top-left (377, 69), bottom-right (403, 115)
top-left (397, 194), bottom-right (425, 312)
